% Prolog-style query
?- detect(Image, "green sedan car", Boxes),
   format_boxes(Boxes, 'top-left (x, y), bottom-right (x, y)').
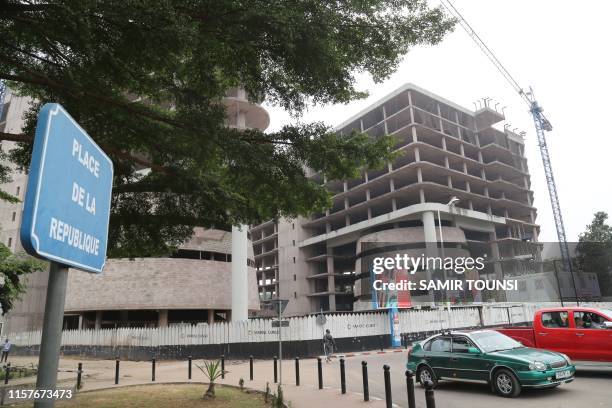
top-left (406, 329), bottom-right (575, 397)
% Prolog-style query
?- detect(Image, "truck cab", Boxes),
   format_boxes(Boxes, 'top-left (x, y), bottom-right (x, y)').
top-left (498, 307), bottom-right (612, 362)
top-left (535, 307), bottom-right (612, 362)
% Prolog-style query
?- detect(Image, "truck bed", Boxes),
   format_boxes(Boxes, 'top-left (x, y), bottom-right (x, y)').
top-left (495, 326), bottom-right (536, 347)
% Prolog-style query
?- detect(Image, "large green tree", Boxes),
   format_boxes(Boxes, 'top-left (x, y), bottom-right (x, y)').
top-left (0, 0), bottom-right (454, 257)
top-left (576, 211), bottom-right (612, 297)
top-left (0, 243), bottom-right (46, 314)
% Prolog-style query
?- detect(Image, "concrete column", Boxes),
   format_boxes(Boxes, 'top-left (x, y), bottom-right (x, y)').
top-left (422, 211), bottom-right (437, 244)
top-left (237, 111), bottom-right (246, 128)
top-left (231, 225), bottom-right (249, 321)
top-left (422, 211), bottom-right (438, 303)
top-left (411, 126), bottom-right (418, 142)
top-left (419, 189), bottom-right (426, 203)
top-left (78, 314), bottom-right (83, 330)
top-left (158, 309), bottom-right (168, 328)
top-left (95, 311), bottom-right (102, 330)
top-left (326, 248), bottom-right (336, 312)
top-left (207, 309), bottom-right (215, 325)
top-left (414, 146), bottom-right (420, 161)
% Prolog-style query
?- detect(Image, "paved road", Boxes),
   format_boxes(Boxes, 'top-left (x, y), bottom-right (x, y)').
top-left (330, 352), bottom-right (612, 408)
top-left (4, 353), bottom-right (610, 408)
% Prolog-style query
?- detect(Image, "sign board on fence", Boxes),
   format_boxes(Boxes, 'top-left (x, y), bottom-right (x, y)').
top-left (271, 320), bottom-right (289, 328)
top-left (20, 103), bottom-right (113, 273)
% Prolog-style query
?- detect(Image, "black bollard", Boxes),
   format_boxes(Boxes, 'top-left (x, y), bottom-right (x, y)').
top-left (249, 355), bottom-right (253, 381)
top-left (4, 363), bottom-right (10, 384)
top-left (115, 358), bottom-right (119, 385)
top-left (424, 380), bottom-right (436, 408)
top-left (273, 356), bottom-right (278, 383)
top-left (295, 357), bottom-right (300, 386)
top-left (361, 361), bottom-right (369, 401)
top-left (340, 358), bottom-right (346, 394)
top-left (77, 362), bottom-right (83, 390)
top-left (188, 356), bottom-right (192, 380)
top-left (152, 358), bottom-right (156, 382)
top-left (383, 365), bottom-right (392, 408)
top-left (317, 357), bottom-right (323, 389)
top-left (406, 370), bottom-right (416, 408)
top-left (221, 355), bottom-right (225, 379)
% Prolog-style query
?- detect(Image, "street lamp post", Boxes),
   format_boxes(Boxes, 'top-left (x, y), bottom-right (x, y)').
top-left (437, 197), bottom-right (460, 303)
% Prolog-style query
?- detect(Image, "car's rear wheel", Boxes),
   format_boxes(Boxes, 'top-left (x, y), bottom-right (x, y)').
top-left (417, 365), bottom-right (437, 388)
top-left (493, 368), bottom-right (521, 398)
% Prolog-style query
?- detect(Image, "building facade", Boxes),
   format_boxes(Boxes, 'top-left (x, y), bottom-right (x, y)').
top-left (0, 87), bottom-right (268, 332)
top-left (251, 83), bottom-right (540, 316)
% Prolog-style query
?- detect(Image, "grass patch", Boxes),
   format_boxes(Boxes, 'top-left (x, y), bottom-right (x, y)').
top-left (52, 384), bottom-right (268, 408)
top-left (0, 365), bottom-right (37, 380)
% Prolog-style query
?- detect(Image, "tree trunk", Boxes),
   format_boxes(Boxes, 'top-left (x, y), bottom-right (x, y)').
top-left (203, 382), bottom-right (215, 399)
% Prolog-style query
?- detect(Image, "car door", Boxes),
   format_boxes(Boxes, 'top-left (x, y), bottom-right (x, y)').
top-left (449, 336), bottom-right (490, 381)
top-left (571, 310), bottom-right (612, 361)
top-left (537, 310), bottom-right (575, 356)
top-left (425, 336), bottom-right (452, 379)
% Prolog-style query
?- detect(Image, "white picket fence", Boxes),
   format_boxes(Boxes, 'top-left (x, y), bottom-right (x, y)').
top-left (7, 303), bottom-right (560, 348)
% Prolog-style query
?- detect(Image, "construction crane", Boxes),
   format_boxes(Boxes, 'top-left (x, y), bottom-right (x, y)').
top-left (439, 0), bottom-right (575, 279)
top-left (0, 80), bottom-right (6, 121)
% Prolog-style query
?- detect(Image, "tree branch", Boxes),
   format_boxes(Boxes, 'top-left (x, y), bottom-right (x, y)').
top-left (0, 131), bottom-right (172, 174)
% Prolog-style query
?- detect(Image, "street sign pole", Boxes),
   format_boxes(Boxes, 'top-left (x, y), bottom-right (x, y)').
top-left (34, 262), bottom-right (69, 408)
top-left (20, 103), bottom-right (114, 408)
top-left (278, 302), bottom-right (282, 386)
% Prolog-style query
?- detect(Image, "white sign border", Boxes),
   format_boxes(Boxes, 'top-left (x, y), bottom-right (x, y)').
top-left (30, 104), bottom-right (114, 273)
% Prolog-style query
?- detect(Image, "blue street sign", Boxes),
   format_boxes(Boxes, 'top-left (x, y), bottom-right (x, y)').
top-left (20, 103), bottom-right (113, 273)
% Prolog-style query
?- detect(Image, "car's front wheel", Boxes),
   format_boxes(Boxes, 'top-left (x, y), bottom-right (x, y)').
top-left (416, 365), bottom-right (437, 388)
top-left (493, 368), bottom-right (521, 398)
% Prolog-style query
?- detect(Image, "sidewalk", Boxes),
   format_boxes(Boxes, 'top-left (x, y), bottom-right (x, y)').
top-left (1, 354), bottom-right (397, 407)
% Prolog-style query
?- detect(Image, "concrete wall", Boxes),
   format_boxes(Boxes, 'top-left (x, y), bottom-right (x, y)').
top-left (65, 258), bottom-right (259, 312)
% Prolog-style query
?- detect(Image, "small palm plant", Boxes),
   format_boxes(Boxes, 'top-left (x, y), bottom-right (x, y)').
top-left (195, 359), bottom-right (226, 399)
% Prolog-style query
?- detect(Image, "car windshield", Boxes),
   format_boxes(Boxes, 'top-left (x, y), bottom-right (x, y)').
top-left (470, 331), bottom-right (523, 353)
top-left (598, 309), bottom-right (612, 320)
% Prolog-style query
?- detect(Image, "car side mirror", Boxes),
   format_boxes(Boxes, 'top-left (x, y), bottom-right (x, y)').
top-left (468, 347), bottom-right (480, 354)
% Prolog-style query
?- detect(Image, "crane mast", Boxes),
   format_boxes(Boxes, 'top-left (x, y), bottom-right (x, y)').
top-left (439, 0), bottom-right (574, 276)
top-left (0, 80), bottom-right (6, 120)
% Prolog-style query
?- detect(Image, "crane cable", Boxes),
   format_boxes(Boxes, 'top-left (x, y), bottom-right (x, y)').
top-left (439, 0), bottom-right (532, 107)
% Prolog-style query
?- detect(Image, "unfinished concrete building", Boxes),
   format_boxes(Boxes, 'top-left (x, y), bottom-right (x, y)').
top-left (251, 83), bottom-right (539, 315)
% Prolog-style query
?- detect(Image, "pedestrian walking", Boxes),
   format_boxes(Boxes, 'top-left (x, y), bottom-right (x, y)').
top-left (1, 339), bottom-right (11, 362)
top-left (323, 329), bottom-right (336, 363)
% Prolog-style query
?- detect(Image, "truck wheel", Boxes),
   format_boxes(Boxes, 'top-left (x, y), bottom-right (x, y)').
top-left (417, 365), bottom-right (437, 388)
top-left (493, 369), bottom-right (521, 398)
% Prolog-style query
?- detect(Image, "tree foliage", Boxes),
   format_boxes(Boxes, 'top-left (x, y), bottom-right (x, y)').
top-left (0, 0), bottom-right (455, 257)
top-left (0, 243), bottom-right (46, 314)
top-left (576, 211), bottom-right (612, 296)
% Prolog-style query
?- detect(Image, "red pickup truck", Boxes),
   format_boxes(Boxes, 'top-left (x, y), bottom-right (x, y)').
top-left (496, 307), bottom-right (612, 362)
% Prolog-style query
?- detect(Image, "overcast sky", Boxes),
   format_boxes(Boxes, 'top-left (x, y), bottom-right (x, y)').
top-left (263, 0), bottom-right (612, 243)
